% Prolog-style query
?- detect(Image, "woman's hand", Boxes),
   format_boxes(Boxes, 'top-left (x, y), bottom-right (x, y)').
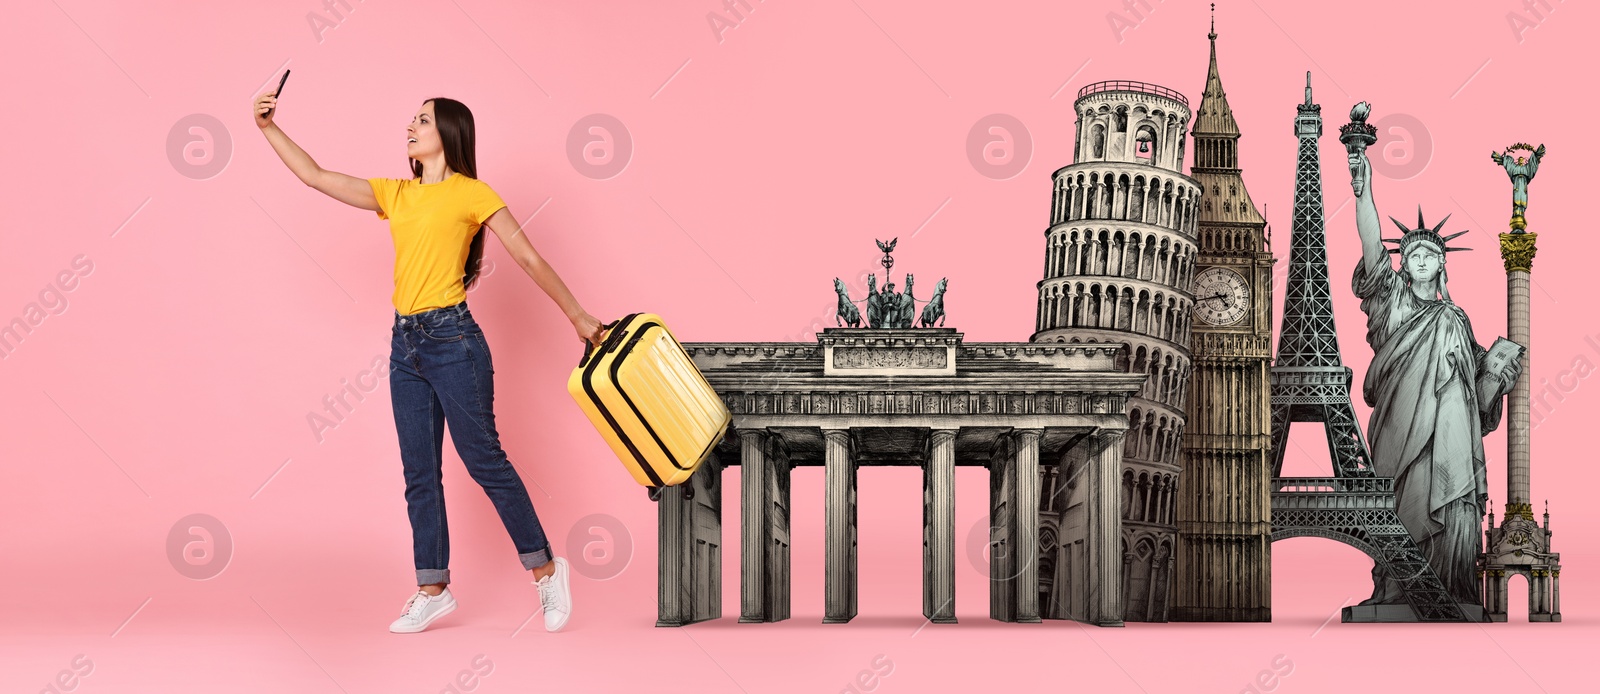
top-left (572, 311), bottom-right (606, 350)
top-left (253, 91), bottom-right (279, 130)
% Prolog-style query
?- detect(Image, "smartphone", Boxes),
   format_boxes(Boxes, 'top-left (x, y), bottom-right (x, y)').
top-left (264, 70), bottom-right (290, 118)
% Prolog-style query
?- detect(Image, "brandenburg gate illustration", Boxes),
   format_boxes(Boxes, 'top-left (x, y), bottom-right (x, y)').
top-left (653, 241), bottom-right (1142, 627)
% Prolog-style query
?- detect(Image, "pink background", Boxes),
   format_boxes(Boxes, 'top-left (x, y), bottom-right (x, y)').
top-left (2, 1), bottom-right (1594, 691)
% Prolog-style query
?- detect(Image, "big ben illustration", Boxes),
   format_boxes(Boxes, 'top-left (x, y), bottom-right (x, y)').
top-left (1171, 16), bottom-right (1276, 622)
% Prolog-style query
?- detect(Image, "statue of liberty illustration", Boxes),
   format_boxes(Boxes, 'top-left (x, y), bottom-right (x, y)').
top-left (1342, 103), bottom-right (1524, 606)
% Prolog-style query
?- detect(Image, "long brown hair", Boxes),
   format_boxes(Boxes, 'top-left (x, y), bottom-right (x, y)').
top-left (410, 97), bottom-right (488, 290)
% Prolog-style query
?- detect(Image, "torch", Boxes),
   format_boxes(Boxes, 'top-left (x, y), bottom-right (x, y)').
top-left (1339, 101), bottom-right (1378, 197)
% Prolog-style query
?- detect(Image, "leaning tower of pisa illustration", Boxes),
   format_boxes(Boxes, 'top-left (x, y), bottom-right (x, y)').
top-left (1032, 80), bottom-right (1201, 622)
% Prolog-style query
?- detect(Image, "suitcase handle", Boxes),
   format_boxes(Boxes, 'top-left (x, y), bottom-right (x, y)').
top-left (578, 319), bottom-right (621, 367)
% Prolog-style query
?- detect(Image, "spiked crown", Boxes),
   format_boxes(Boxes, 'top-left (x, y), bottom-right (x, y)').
top-left (1384, 206), bottom-right (1471, 258)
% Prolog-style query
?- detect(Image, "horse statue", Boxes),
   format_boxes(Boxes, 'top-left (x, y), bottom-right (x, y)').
top-left (832, 278), bottom-right (862, 327)
top-left (918, 277), bottom-right (948, 328)
top-left (896, 273), bottom-right (917, 329)
top-left (865, 273), bottom-right (886, 329)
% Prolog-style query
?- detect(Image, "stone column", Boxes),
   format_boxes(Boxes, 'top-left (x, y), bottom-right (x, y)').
top-left (1120, 550), bottom-right (1133, 617)
top-left (1501, 232), bottom-right (1536, 510)
top-left (1545, 571), bottom-right (1556, 615)
top-left (1088, 429), bottom-right (1126, 626)
top-left (657, 463), bottom-right (689, 627)
top-left (824, 428), bottom-right (858, 623)
top-left (1529, 569), bottom-right (1542, 614)
top-left (1146, 552), bottom-right (1165, 622)
top-left (738, 429), bottom-right (770, 623)
top-left (1077, 112), bottom-right (1091, 161)
top-left (1120, 116), bottom-right (1135, 162)
top-left (1535, 571), bottom-right (1547, 615)
top-left (1479, 569), bottom-right (1489, 616)
top-left (1486, 571), bottom-right (1498, 617)
top-left (1011, 429), bottom-right (1044, 623)
top-left (657, 456), bottom-right (722, 626)
top-left (1166, 119), bottom-right (1180, 169)
top-left (770, 435), bottom-right (793, 622)
top-left (988, 440), bottom-right (1013, 622)
top-left (1076, 116), bottom-right (1086, 161)
top-left (923, 428), bottom-right (958, 624)
top-left (1552, 570), bottom-right (1561, 618)
top-left (1498, 572), bottom-right (1510, 619)
top-left (1489, 572), bottom-right (1508, 622)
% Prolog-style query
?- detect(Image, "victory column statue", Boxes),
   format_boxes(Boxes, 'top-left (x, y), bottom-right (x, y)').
top-left (1346, 124), bottom-right (1523, 607)
top-left (1490, 143), bottom-right (1544, 232)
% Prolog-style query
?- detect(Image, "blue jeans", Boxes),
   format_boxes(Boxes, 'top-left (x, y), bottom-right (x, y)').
top-left (390, 301), bottom-right (552, 585)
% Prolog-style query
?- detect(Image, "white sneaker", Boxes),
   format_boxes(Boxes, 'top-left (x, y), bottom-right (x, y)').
top-left (534, 557), bottom-right (572, 632)
top-left (389, 588), bottom-right (457, 633)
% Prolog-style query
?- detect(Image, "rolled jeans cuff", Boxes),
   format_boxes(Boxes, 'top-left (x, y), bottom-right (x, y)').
top-left (417, 569), bottom-right (451, 586)
top-left (519, 548), bottom-right (552, 571)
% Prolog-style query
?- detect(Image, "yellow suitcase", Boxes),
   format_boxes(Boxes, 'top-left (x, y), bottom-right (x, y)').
top-left (567, 313), bottom-right (731, 500)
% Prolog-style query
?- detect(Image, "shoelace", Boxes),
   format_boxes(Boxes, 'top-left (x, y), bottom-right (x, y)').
top-left (401, 591), bottom-right (433, 620)
top-left (536, 575), bottom-right (562, 613)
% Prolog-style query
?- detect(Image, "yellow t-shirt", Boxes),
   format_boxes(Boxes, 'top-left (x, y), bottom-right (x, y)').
top-left (369, 172), bottom-right (507, 315)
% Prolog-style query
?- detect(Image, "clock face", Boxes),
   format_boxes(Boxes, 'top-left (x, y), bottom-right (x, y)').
top-left (1193, 267), bottom-right (1250, 326)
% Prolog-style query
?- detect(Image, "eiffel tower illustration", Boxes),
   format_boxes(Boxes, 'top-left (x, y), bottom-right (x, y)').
top-left (1267, 74), bottom-right (1473, 622)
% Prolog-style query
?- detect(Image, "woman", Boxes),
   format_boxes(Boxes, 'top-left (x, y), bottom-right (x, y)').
top-left (1347, 149), bottom-right (1521, 606)
top-left (253, 89), bottom-right (605, 634)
